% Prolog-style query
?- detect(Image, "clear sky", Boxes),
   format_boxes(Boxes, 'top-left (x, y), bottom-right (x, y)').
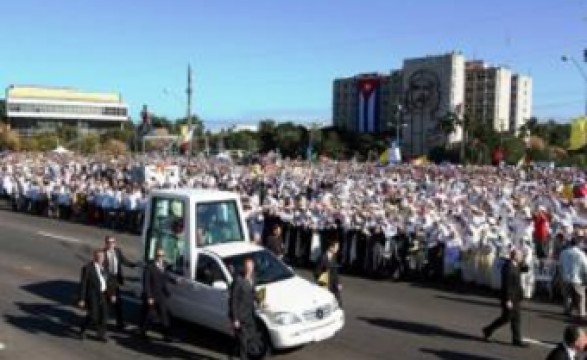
top-left (0, 0), bottom-right (585, 128)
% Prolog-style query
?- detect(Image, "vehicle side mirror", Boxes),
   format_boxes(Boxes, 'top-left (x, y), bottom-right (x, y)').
top-left (212, 280), bottom-right (228, 291)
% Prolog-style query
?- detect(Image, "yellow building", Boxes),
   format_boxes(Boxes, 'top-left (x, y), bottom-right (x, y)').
top-left (5, 85), bottom-right (129, 136)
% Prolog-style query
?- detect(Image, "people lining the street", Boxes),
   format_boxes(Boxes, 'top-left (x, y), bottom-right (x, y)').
top-left (3, 151), bottom-right (587, 303)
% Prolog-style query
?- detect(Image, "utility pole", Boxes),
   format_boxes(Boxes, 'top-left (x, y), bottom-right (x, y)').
top-left (186, 64), bottom-right (193, 157)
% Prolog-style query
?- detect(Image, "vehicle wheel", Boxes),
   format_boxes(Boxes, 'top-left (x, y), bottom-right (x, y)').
top-left (256, 321), bottom-right (274, 359)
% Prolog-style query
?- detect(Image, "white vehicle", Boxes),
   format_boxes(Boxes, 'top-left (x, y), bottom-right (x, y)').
top-left (140, 189), bottom-right (345, 350)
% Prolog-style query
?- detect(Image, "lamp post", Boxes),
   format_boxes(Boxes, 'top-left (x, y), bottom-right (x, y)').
top-left (562, 55), bottom-right (587, 116)
top-left (395, 104), bottom-right (403, 147)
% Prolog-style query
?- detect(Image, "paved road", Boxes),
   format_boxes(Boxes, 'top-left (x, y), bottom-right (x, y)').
top-left (0, 206), bottom-right (573, 359)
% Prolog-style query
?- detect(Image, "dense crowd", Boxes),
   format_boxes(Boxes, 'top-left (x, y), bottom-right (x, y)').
top-left (2, 151), bottom-right (587, 299)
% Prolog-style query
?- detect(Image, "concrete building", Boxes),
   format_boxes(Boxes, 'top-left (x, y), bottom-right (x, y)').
top-left (332, 71), bottom-right (402, 133)
top-left (510, 74), bottom-right (533, 134)
top-left (401, 52), bottom-right (465, 157)
top-left (464, 61), bottom-right (512, 132)
top-left (5, 85), bottom-right (129, 136)
top-left (332, 51), bottom-right (532, 157)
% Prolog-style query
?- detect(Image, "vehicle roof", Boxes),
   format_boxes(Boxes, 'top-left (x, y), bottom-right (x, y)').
top-left (203, 242), bottom-right (264, 259)
top-left (150, 188), bottom-right (240, 201)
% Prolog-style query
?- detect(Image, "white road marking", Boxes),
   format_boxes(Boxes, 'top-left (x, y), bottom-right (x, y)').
top-left (37, 231), bottom-right (82, 244)
top-left (523, 337), bottom-right (556, 349)
top-left (0, 342), bottom-right (5, 350)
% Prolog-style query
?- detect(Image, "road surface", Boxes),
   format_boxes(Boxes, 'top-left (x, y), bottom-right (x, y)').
top-left (0, 206), bottom-right (571, 359)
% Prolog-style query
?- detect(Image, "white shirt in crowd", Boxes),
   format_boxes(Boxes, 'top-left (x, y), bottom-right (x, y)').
top-left (560, 245), bottom-right (587, 285)
top-left (94, 262), bottom-right (107, 292)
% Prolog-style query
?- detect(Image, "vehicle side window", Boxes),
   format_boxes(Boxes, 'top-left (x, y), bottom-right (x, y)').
top-left (145, 197), bottom-right (187, 275)
top-left (196, 254), bottom-right (226, 287)
top-left (196, 200), bottom-right (244, 247)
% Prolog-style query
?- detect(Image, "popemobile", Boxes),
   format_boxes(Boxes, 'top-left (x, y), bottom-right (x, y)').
top-left (136, 188), bottom-right (345, 351)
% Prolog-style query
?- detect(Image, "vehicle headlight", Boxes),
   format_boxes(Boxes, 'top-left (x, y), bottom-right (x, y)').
top-left (266, 312), bottom-right (302, 326)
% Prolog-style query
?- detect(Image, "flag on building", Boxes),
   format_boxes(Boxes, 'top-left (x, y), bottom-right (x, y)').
top-left (568, 117), bottom-right (587, 150)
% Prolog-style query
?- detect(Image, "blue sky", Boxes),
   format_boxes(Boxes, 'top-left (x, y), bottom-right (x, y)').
top-left (0, 0), bottom-right (585, 129)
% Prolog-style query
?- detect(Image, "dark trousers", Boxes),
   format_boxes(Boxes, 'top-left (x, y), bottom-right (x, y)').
top-left (139, 297), bottom-right (170, 337)
top-left (80, 294), bottom-right (108, 338)
top-left (233, 323), bottom-right (256, 360)
top-left (484, 303), bottom-right (522, 343)
top-left (108, 287), bottom-right (125, 328)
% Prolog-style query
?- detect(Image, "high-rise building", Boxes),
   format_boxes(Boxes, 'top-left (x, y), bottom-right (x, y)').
top-left (510, 74), bottom-right (533, 134)
top-left (464, 61), bottom-right (512, 132)
top-left (332, 71), bottom-right (402, 133)
top-left (332, 51), bottom-right (532, 157)
top-left (401, 52), bottom-right (465, 156)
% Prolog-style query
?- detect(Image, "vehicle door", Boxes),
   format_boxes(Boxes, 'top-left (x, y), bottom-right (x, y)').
top-left (143, 196), bottom-right (196, 321)
top-left (193, 253), bottom-right (231, 333)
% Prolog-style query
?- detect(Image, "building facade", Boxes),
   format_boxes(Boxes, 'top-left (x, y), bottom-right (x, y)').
top-left (510, 74), bottom-right (533, 134)
top-left (332, 51), bottom-right (533, 157)
top-left (401, 52), bottom-right (465, 157)
top-left (464, 61), bottom-right (512, 132)
top-left (332, 71), bottom-right (402, 133)
top-left (5, 85), bottom-right (129, 136)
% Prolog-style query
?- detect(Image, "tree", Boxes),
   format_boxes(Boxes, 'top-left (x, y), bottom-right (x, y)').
top-left (0, 123), bottom-right (20, 151)
top-left (224, 130), bottom-right (257, 152)
top-left (321, 130), bottom-right (345, 159)
top-left (274, 122), bottom-right (306, 158)
top-left (79, 133), bottom-right (100, 154)
top-left (56, 125), bottom-right (78, 144)
top-left (258, 120), bottom-right (278, 152)
top-left (102, 139), bottom-right (128, 156)
top-left (32, 132), bottom-right (59, 151)
top-left (100, 127), bottom-right (135, 144)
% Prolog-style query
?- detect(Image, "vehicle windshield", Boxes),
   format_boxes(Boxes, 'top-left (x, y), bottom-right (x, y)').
top-left (196, 200), bottom-right (245, 246)
top-left (224, 250), bottom-right (294, 286)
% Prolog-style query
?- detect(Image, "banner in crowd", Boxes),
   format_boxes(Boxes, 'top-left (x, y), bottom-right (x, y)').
top-left (568, 116), bottom-right (587, 150)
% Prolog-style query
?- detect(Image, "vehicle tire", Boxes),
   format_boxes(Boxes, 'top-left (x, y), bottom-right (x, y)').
top-left (254, 320), bottom-right (273, 359)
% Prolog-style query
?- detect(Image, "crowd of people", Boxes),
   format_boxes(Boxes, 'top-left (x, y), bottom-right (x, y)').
top-left (2, 151), bottom-right (587, 300)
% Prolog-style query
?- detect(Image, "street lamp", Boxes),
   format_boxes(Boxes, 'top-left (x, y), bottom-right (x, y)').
top-left (562, 55), bottom-right (587, 116)
top-left (394, 104), bottom-right (407, 146)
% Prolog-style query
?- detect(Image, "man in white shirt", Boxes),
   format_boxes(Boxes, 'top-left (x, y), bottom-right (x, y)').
top-left (78, 249), bottom-right (109, 342)
top-left (560, 234), bottom-right (587, 318)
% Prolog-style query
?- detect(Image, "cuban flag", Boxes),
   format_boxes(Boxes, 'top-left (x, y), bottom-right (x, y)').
top-left (357, 79), bottom-right (380, 133)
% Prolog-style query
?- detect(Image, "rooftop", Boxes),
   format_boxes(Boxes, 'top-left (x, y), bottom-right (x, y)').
top-left (7, 85), bottom-right (123, 104)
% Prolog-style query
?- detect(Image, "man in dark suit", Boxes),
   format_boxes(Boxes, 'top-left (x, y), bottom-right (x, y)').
top-left (103, 235), bottom-right (137, 330)
top-left (229, 257), bottom-right (258, 360)
top-left (546, 325), bottom-right (585, 360)
top-left (78, 249), bottom-right (109, 342)
top-left (314, 238), bottom-right (342, 307)
top-left (482, 248), bottom-right (529, 347)
top-left (265, 223), bottom-right (284, 259)
top-left (139, 247), bottom-right (178, 342)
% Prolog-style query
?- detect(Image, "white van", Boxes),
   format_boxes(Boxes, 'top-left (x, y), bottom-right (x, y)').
top-left (141, 189), bottom-right (345, 350)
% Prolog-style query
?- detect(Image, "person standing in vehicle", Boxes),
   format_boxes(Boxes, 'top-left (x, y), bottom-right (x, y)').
top-left (78, 249), bottom-right (109, 342)
top-left (315, 239), bottom-right (342, 307)
top-left (229, 257), bottom-right (258, 360)
top-left (102, 235), bottom-right (137, 330)
top-left (139, 247), bottom-right (177, 342)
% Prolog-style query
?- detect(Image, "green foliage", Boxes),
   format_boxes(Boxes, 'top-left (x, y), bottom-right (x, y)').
top-left (258, 120), bottom-right (278, 152)
top-left (79, 133), bottom-right (100, 154)
top-left (56, 126), bottom-right (78, 143)
top-left (224, 130), bottom-right (257, 151)
top-left (32, 132), bottom-right (59, 151)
